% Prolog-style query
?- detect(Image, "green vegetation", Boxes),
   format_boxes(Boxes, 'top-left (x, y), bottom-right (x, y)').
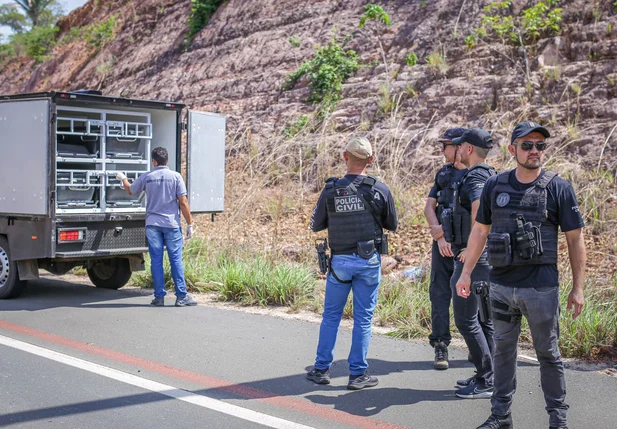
top-left (426, 49), bottom-right (447, 74)
top-left (186, 0), bottom-right (224, 46)
top-left (466, 0), bottom-right (563, 48)
top-left (282, 115), bottom-right (310, 139)
top-left (83, 15), bottom-right (118, 50)
top-left (405, 52), bottom-right (418, 67)
top-left (282, 4), bottom-right (391, 123)
top-left (288, 35), bottom-right (301, 48)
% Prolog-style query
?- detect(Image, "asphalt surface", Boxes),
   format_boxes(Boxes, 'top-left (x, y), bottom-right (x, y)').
top-left (0, 275), bottom-right (615, 429)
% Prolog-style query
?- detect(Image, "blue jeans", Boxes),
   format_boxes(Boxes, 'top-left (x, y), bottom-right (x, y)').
top-left (146, 226), bottom-right (187, 299)
top-left (490, 283), bottom-right (567, 427)
top-left (315, 253), bottom-right (381, 376)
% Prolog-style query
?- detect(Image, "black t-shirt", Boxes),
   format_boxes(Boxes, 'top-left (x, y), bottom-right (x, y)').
top-left (476, 170), bottom-right (585, 288)
top-left (428, 164), bottom-right (468, 200)
top-left (310, 174), bottom-right (398, 233)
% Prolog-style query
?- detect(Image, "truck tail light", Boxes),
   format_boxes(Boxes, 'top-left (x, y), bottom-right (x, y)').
top-left (58, 229), bottom-right (86, 242)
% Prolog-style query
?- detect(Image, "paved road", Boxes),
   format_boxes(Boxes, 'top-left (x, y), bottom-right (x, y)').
top-left (0, 275), bottom-right (615, 429)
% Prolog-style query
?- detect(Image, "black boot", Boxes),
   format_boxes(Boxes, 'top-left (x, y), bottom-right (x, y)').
top-left (477, 414), bottom-right (513, 429)
top-left (434, 341), bottom-right (449, 370)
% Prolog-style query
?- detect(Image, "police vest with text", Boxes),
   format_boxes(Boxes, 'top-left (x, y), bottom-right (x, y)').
top-left (325, 176), bottom-right (387, 257)
top-left (441, 164), bottom-right (495, 247)
top-left (435, 163), bottom-right (457, 221)
top-left (486, 170), bottom-right (558, 267)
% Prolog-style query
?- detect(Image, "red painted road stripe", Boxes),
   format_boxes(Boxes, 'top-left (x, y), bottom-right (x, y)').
top-left (0, 320), bottom-right (406, 429)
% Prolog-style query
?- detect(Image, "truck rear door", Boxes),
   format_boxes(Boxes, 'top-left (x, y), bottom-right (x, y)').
top-left (186, 111), bottom-right (226, 213)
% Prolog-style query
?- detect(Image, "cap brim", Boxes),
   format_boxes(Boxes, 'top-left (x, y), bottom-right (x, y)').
top-left (451, 136), bottom-right (464, 145)
top-left (437, 138), bottom-right (451, 143)
top-left (514, 126), bottom-right (551, 142)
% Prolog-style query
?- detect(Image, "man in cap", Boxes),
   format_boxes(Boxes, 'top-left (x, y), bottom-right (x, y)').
top-left (442, 127), bottom-right (496, 398)
top-left (456, 121), bottom-right (586, 428)
top-left (423, 127), bottom-right (468, 370)
top-left (306, 136), bottom-right (398, 390)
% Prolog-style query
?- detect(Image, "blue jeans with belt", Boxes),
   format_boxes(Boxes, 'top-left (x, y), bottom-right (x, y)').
top-left (314, 253), bottom-right (382, 376)
top-left (146, 225), bottom-right (187, 299)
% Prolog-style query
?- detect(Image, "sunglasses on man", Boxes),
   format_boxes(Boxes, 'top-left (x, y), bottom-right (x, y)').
top-left (514, 141), bottom-right (547, 151)
top-left (441, 142), bottom-right (455, 150)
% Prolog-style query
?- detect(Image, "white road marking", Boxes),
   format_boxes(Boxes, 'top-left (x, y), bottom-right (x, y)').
top-left (0, 334), bottom-right (317, 429)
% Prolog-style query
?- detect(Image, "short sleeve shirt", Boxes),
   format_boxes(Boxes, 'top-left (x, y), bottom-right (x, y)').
top-left (130, 166), bottom-right (187, 228)
top-left (476, 170), bottom-right (585, 288)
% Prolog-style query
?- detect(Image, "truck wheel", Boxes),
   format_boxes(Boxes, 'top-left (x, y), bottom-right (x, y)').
top-left (87, 258), bottom-right (132, 290)
top-left (0, 236), bottom-right (26, 299)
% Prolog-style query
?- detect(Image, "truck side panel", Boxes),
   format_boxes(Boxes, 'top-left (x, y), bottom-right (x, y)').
top-left (5, 218), bottom-right (54, 261)
top-left (0, 99), bottom-right (51, 216)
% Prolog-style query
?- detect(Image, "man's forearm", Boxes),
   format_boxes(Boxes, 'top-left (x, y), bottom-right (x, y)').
top-left (567, 231), bottom-right (586, 291)
top-left (122, 178), bottom-right (132, 195)
top-left (424, 199), bottom-right (443, 240)
top-left (180, 203), bottom-right (192, 225)
top-left (461, 224), bottom-right (489, 276)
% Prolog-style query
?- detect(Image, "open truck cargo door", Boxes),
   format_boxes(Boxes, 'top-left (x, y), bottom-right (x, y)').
top-left (0, 99), bottom-right (51, 216)
top-left (187, 111), bottom-right (226, 213)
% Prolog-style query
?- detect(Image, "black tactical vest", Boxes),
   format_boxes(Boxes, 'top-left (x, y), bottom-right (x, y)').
top-left (445, 163), bottom-right (495, 247)
top-left (487, 170), bottom-right (558, 267)
top-left (435, 164), bottom-right (456, 220)
top-left (325, 176), bottom-right (383, 254)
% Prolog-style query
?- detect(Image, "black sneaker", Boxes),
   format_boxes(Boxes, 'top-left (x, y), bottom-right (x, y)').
top-left (456, 375), bottom-right (477, 388)
top-left (151, 297), bottom-right (164, 306)
top-left (306, 368), bottom-right (331, 385)
top-left (434, 342), bottom-right (449, 370)
top-left (476, 414), bottom-right (513, 429)
top-left (175, 295), bottom-right (198, 307)
top-left (456, 379), bottom-right (494, 399)
top-left (347, 371), bottom-right (379, 390)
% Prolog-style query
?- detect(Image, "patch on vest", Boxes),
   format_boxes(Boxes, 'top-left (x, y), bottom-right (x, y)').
top-left (334, 195), bottom-right (365, 212)
top-left (496, 193), bottom-right (511, 207)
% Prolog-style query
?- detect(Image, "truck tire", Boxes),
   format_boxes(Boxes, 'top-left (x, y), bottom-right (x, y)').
top-left (87, 258), bottom-right (132, 290)
top-left (0, 236), bottom-right (26, 299)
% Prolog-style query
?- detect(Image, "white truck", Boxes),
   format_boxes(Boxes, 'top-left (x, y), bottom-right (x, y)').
top-left (0, 90), bottom-right (226, 298)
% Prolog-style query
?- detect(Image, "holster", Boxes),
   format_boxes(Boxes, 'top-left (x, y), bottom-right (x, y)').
top-left (357, 240), bottom-right (376, 259)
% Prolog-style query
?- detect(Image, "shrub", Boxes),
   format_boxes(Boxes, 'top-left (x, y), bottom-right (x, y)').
top-left (405, 52), bottom-right (418, 66)
top-left (15, 25), bottom-right (59, 62)
top-left (84, 16), bottom-right (118, 50)
top-left (186, 0), bottom-right (224, 45)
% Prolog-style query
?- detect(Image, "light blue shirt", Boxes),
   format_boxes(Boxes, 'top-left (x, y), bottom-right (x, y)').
top-left (130, 166), bottom-right (187, 228)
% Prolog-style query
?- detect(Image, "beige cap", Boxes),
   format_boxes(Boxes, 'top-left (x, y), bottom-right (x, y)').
top-left (345, 137), bottom-right (373, 159)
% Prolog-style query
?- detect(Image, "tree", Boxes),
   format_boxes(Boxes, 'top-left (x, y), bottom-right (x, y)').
top-left (0, 4), bottom-right (27, 33)
top-left (13, 0), bottom-right (57, 28)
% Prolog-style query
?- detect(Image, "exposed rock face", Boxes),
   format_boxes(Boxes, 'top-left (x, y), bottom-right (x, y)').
top-left (0, 0), bottom-right (616, 167)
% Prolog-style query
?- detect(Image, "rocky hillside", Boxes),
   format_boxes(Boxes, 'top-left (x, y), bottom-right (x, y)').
top-left (0, 0), bottom-right (616, 167)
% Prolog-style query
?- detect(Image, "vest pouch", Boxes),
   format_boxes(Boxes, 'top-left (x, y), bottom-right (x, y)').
top-left (357, 240), bottom-right (376, 259)
top-left (377, 234), bottom-right (388, 255)
top-left (487, 232), bottom-right (513, 267)
top-left (441, 208), bottom-right (455, 243)
top-left (453, 212), bottom-right (464, 246)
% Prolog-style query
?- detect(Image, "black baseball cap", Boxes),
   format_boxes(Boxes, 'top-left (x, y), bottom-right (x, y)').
top-left (511, 121), bottom-right (550, 144)
top-left (437, 127), bottom-right (466, 143)
top-left (452, 127), bottom-right (493, 149)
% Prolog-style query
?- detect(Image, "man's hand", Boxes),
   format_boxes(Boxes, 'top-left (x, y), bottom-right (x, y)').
top-left (429, 224), bottom-right (444, 241)
top-left (458, 248), bottom-right (467, 263)
top-left (456, 271), bottom-right (472, 299)
top-left (116, 172), bottom-right (127, 181)
top-left (567, 288), bottom-right (584, 319)
top-left (437, 237), bottom-right (453, 257)
top-left (186, 224), bottom-right (194, 240)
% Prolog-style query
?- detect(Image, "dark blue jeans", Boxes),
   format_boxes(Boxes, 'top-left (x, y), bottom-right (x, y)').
top-left (315, 253), bottom-right (381, 376)
top-left (146, 225), bottom-right (187, 299)
top-left (450, 252), bottom-right (494, 386)
top-left (490, 283), bottom-right (567, 427)
top-left (429, 240), bottom-right (454, 347)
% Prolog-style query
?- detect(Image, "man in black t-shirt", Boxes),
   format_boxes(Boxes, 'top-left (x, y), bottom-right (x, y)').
top-left (456, 121), bottom-right (586, 429)
top-left (446, 128), bottom-right (496, 399)
top-left (423, 127), bottom-right (467, 370)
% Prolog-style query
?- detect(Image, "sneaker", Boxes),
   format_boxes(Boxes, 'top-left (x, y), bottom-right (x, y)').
top-left (347, 371), bottom-right (379, 390)
top-left (175, 295), bottom-right (198, 307)
top-left (306, 368), bottom-right (331, 385)
top-left (456, 375), bottom-right (477, 388)
top-left (476, 414), bottom-right (513, 429)
top-left (434, 342), bottom-right (449, 370)
top-left (456, 380), bottom-right (494, 399)
top-left (151, 297), bottom-right (164, 306)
